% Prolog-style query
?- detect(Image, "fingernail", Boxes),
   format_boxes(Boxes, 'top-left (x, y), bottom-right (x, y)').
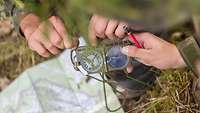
top-left (121, 47), bottom-right (128, 55)
top-left (43, 52), bottom-right (50, 58)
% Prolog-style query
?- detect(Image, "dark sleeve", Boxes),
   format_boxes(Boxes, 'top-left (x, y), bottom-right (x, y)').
top-left (177, 36), bottom-right (200, 76)
top-left (0, 0), bottom-right (27, 37)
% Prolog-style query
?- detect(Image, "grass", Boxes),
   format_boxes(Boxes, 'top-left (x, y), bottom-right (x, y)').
top-left (0, 21), bottom-right (46, 90)
top-left (0, 37), bottom-right (45, 80)
top-left (145, 70), bottom-right (199, 113)
top-left (0, 20), bottom-right (199, 113)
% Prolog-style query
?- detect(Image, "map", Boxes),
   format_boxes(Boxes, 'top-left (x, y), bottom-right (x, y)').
top-left (0, 39), bottom-right (124, 113)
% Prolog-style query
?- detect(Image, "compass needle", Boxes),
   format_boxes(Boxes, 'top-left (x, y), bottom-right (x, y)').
top-left (78, 49), bottom-right (103, 73)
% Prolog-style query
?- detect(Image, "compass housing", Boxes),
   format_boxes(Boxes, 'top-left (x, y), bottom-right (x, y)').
top-left (74, 39), bottom-right (132, 74)
top-left (76, 47), bottom-right (104, 73)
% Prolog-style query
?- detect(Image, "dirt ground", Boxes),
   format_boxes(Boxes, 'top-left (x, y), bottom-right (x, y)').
top-left (0, 20), bottom-right (199, 113)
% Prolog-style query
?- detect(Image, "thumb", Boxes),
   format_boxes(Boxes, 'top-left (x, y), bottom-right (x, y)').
top-left (121, 46), bottom-right (150, 60)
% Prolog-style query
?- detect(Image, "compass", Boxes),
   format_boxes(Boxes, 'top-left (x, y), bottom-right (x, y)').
top-left (71, 39), bottom-right (132, 73)
top-left (78, 49), bottom-right (103, 73)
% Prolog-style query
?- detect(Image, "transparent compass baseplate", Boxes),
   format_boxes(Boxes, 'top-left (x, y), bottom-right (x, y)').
top-left (73, 39), bottom-right (132, 74)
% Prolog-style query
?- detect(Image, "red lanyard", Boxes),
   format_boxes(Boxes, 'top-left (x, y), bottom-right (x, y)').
top-left (123, 26), bottom-right (142, 48)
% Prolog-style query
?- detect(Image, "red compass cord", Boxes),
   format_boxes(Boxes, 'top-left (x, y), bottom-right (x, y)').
top-left (127, 32), bottom-right (142, 48)
top-left (123, 26), bottom-right (142, 48)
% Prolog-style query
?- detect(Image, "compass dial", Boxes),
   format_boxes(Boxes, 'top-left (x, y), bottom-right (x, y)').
top-left (79, 50), bottom-right (103, 73)
top-left (106, 46), bottom-right (129, 69)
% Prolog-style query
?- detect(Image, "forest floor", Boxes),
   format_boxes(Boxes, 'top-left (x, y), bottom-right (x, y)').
top-left (0, 20), bottom-right (199, 113)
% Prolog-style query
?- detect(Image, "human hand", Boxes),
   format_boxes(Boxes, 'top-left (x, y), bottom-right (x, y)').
top-left (89, 14), bottom-right (128, 45)
top-left (121, 32), bottom-right (186, 70)
top-left (20, 14), bottom-right (78, 57)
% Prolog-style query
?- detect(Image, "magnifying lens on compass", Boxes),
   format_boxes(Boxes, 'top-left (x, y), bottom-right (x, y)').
top-left (106, 45), bottom-right (129, 71)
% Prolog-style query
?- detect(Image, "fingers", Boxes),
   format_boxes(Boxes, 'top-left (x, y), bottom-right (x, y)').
top-left (105, 19), bottom-right (118, 39)
top-left (22, 15), bottom-right (79, 57)
top-left (49, 27), bottom-right (64, 49)
top-left (121, 32), bottom-right (187, 70)
top-left (89, 15), bottom-right (127, 45)
top-left (134, 32), bottom-right (162, 44)
top-left (46, 17), bottom-right (64, 49)
top-left (115, 22), bottom-right (127, 38)
top-left (28, 37), bottom-right (50, 57)
top-left (94, 15), bottom-right (109, 38)
top-left (132, 32), bottom-right (162, 49)
top-left (121, 46), bottom-right (151, 64)
top-left (49, 16), bottom-right (78, 48)
top-left (20, 14), bottom-right (41, 39)
top-left (89, 16), bottom-right (98, 46)
top-left (31, 23), bottom-right (61, 55)
top-left (93, 17), bottom-right (126, 39)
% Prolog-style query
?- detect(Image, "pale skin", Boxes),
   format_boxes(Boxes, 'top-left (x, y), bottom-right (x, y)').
top-left (121, 32), bottom-right (187, 70)
top-left (20, 14), bottom-right (78, 57)
top-left (88, 15), bottom-right (186, 70)
top-left (20, 14), bottom-right (186, 70)
top-left (89, 14), bottom-right (128, 45)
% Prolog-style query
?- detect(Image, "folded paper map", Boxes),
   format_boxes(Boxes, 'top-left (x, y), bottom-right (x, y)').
top-left (0, 38), bottom-right (124, 113)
